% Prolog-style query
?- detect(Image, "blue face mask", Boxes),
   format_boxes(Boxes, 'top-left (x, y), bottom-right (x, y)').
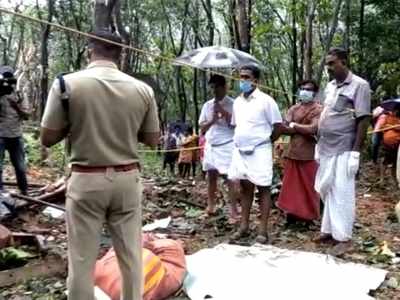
top-left (298, 90), bottom-right (315, 103)
top-left (239, 80), bottom-right (253, 94)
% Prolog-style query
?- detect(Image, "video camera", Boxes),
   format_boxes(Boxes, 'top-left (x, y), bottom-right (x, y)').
top-left (0, 66), bottom-right (17, 97)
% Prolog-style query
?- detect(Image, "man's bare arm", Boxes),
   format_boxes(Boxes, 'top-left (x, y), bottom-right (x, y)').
top-left (139, 132), bottom-right (160, 148)
top-left (292, 118), bottom-right (319, 136)
top-left (9, 99), bottom-right (30, 120)
top-left (271, 123), bottom-right (284, 142)
top-left (40, 127), bottom-right (68, 148)
top-left (352, 116), bottom-right (371, 152)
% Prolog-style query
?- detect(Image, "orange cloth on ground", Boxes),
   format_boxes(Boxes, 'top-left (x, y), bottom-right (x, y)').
top-left (94, 236), bottom-right (186, 300)
top-left (381, 114), bottom-right (400, 148)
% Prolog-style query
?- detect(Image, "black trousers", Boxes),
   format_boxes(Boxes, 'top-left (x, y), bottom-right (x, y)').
top-left (0, 137), bottom-right (28, 194)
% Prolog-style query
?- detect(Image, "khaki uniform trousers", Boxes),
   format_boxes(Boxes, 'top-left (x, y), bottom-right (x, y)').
top-left (66, 168), bottom-right (142, 300)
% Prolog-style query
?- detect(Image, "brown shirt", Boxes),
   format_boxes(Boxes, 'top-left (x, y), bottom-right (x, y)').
top-left (285, 102), bottom-right (322, 160)
top-left (41, 60), bottom-right (159, 166)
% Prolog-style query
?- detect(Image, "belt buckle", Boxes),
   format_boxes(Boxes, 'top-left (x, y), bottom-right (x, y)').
top-left (105, 166), bottom-right (115, 180)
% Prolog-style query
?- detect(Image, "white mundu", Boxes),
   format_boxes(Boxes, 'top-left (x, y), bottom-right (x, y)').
top-left (228, 89), bottom-right (282, 186)
top-left (199, 96), bottom-right (235, 174)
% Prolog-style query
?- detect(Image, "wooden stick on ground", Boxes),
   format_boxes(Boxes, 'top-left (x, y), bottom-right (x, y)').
top-left (176, 198), bottom-right (206, 209)
top-left (10, 193), bottom-right (66, 212)
top-left (3, 181), bottom-right (45, 188)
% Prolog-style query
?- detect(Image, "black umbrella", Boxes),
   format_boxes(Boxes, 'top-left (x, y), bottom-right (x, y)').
top-left (381, 98), bottom-right (400, 111)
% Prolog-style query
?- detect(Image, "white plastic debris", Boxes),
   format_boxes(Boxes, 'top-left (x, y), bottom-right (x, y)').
top-left (43, 206), bottom-right (65, 219)
top-left (0, 192), bottom-right (14, 218)
top-left (142, 217), bottom-right (171, 232)
top-left (184, 244), bottom-right (388, 300)
top-left (95, 286), bottom-right (111, 300)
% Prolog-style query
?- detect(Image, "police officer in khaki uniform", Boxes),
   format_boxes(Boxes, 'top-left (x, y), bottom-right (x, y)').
top-left (40, 31), bottom-right (160, 300)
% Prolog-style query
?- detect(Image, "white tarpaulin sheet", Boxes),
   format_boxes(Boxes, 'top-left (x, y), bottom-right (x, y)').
top-left (184, 244), bottom-right (387, 300)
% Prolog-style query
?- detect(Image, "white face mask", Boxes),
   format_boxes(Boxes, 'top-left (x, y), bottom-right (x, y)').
top-left (298, 90), bottom-right (315, 103)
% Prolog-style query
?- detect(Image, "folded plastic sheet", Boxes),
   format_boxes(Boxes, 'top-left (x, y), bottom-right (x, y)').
top-left (184, 244), bottom-right (387, 300)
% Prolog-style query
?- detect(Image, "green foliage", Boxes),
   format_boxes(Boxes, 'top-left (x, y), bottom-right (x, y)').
top-left (23, 133), bottom-right (42, 166)
top-left (0, 247), bottom-right (35, 271)
top-left (140, 148), bottom-right (163, 177)
top-left (23, 133), bottom-right (66, 170)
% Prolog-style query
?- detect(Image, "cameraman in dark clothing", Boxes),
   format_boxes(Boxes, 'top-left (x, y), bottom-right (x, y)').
top-left (0, 66), bottom-right (30, 195)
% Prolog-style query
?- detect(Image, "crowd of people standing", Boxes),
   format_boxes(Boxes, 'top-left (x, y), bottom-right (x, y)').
top-left (188, 47), bottom-right (373, 251)
top-left (160, 47), bottom-right (376, 252)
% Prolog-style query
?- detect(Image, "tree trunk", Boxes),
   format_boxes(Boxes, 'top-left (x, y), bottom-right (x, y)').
top-left (94, 0), bottom-right (117, 31)
top-left (291, 0), bottom-right (298, 104)
top-left (200, 0), bottom-right (214, 46)
top-left (0, 34), bottom-right (8, 65)
top-left (226, 0), bottom-right (237, 48)
top-left (38, 0), bottom-right (54, 161)
top-left (39, 0), bottom-right (54, 120)
top-left (304, 0), bottom-right (316, 80)
top-left (192, 0), bottom-right (200, 132)
top-left (236, 0), bottom-right (250, 52)
top-left (193, 69), bottom-right (199, 132)
top-left (299, 27), bottom-right (305, 82)
top-left (114, 0), bottom-right (131, 72)
top-left (358, 0), bottom-right (365, 75)
top-left (316, 0), bottom-right (343, 84)
top-left (344, 0), bottom-right (351, 64)
top-left (176, 68), bottom-right (187, 122)
top-left (13, 25), bottom-right (25, 69)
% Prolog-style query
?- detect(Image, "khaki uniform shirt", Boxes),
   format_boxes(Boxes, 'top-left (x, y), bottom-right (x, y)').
top-left (41, 60), bottom-right (159, 166)
top-left (318, 72), bottom-right (371, 157)
top-left (0, 92), bottom-right (30, 138)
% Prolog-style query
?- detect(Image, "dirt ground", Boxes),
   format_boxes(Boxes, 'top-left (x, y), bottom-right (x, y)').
top-left (0, 161), bottom-right (399, 300)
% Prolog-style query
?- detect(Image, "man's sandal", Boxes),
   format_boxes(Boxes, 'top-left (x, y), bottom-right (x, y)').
top-left (230, 229), bottom-right (250, 241)
top-left (255, 234), bottom-right (269, 244)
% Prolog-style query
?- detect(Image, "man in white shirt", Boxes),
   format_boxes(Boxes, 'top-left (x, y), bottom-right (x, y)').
top-left (199, 75), bottom-right (239, 222)
top-left (229, 65), bottom-right (283, 243)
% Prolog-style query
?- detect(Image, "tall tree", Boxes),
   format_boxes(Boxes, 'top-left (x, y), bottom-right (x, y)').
top-left (304, 0), bottom-right (317, 80)
top-left (36, 0), bottom-right (54, 161)
top-left (38, 0), bottom-right (54, 119)
top-left (291, 0), bottom-right (298, 104)
top-left (358, 0), bottom-right (365, 76)
top-left (316, 0), bottom-right (343, 84)
top-left (235, 0), bottom-right (251, 52)
top-left (94, 0), bottom-right (117, 31)
top-left (344, 0), bottom-right (351, 61)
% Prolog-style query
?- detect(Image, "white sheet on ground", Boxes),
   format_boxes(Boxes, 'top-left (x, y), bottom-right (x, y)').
top-left (184, 244), bottom-right (387, 300)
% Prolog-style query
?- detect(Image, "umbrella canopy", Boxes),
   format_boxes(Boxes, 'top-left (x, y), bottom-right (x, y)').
top-left (381, 98), bottom-right (400, 111)
top-left (173, 46), bottom-right (262, 69)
